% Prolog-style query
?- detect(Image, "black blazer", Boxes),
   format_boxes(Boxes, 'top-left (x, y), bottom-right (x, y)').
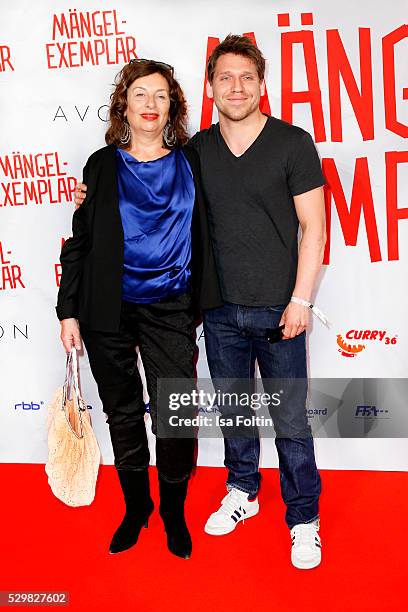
top-left (56, 144), bottom-right (223, 332)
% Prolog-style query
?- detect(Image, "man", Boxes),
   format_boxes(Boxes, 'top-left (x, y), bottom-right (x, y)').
top-left (74, 35), bottom-right (326, 569)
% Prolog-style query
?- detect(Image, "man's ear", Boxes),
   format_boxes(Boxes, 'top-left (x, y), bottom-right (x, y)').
top-left (260, 79), bottom-right (265, 96)
top-left (206, 80), bottom-right (214, 99)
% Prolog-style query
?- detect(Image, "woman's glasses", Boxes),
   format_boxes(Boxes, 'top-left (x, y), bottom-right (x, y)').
top-left (128, 58), bottom-right (174, 76)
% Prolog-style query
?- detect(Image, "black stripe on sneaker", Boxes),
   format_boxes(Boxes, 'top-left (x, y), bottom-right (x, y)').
top-left (234, 510), bottom-right (241, 519)
top-left (231, 515), bottom-right (238, 523)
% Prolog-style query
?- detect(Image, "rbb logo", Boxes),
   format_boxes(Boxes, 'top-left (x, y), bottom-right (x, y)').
top-left (14, 401), bottom-right (92, 410)
top-left (355, 405), bottom-right (389, 417)
top-left (14, 401), bottom-right (44, 410)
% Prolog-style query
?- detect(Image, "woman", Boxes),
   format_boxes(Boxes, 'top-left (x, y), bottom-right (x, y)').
top-left (56, 59), bottom-right (222, 559)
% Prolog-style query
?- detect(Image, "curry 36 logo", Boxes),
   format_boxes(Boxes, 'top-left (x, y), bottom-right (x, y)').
top-left (336, 329), bottom-right (398, 358)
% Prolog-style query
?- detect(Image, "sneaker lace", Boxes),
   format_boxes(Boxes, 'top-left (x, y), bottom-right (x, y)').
top-left (221, 489), bottom-right (246, 522)
top-left (293, 522), bottom-right (320, 547)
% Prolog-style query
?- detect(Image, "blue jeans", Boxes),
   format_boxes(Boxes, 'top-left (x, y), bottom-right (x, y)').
top-left (203, 302), bottom-right (321, 529)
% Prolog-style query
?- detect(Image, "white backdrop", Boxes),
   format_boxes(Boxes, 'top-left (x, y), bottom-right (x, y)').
top-left (1, 0), bottom-right (407, 470)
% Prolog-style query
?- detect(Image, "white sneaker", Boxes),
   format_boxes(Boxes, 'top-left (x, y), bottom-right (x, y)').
top-left (204, 488), bottom-right (259, 535)
top-left (290, 520), bottom-right (321, 569)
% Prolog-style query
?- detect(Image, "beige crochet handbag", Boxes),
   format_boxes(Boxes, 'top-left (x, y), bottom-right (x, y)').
top-left (45, 348), bottom-right (100, 506)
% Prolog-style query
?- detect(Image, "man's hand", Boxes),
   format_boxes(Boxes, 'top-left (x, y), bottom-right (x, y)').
top-left (60, 318), bottom-right (82, 352)
top-left (279, 301), bottom-right (310, 339)
top-left (74, 183), bottom-right (87, 209)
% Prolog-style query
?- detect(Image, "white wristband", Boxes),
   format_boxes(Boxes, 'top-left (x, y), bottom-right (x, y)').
top-left (290, 296), bottom-right (330, 326)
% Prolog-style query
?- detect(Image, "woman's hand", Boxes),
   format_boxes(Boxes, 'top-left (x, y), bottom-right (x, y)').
top-left (74, 183), bottom-right (87, 209)
top-left (60, 318), bottom-right (82, 352)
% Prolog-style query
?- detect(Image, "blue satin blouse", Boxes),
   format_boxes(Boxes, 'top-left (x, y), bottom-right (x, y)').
top-left (116, 147), bottom-right (195, 304)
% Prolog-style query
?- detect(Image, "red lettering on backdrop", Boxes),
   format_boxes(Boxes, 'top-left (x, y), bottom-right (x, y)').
top-left (0, 241), bottom-right (11, 265)
top-left (322, 157), bottom-right (381, 264)
top-left (200, 32), bottom-right (271, 130)
top-left (386, 151), bottom-right (408, 260)
top-left (46, 9), bottom-right (136, 69)
top-left (327, 28), bottom-right (374, 141)
top-left (281, 30), bottom-right (326, 142)
top-left (0, 45), bottom-right (14, 72)
top-left (382, 25), bottom-right (408, 138)
top-left (54, 264), bottom-right (62, 286)
top-left (54, 238), bottom-right (66, 286)
top-left (200, 37), bottom-right (219, 130)
top-left (0, 242), bottom-right (25, 290)
top-left (0, 152), bottom-right (76, 206)
top-left (52, 9), bottom-right (125, 38)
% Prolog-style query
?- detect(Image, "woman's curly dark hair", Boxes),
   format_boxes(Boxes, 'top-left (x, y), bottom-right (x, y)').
top-left (105, 60), bottom-right (189, 149)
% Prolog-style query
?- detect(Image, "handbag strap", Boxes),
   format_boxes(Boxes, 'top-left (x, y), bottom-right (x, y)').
top-left (62, 348), bottom-right (83, 409)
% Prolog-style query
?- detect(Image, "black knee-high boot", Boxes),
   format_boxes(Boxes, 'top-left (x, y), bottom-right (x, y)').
top-left (109, 468), bottom-right (154, 554)
top-left (158, 476), bottom-right (192, 559)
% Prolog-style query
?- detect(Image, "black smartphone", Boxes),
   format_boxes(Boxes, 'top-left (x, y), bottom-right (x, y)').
top-left (265, 324), bottom-right (285, 344)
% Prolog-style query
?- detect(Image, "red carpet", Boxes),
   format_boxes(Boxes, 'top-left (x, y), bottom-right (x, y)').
top-left (0, 465), bottom-right (405, 611)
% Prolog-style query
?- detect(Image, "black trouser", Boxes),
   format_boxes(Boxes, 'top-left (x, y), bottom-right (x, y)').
top-left (81, 294), bottom-right (196, 482)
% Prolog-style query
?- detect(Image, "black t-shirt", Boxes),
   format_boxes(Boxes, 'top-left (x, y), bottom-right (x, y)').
top-left (189, 115), bottom-right (326, 306)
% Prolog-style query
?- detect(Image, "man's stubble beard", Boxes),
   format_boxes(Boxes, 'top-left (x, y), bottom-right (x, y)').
top-left (216, 98), bottom-right (261, 123)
